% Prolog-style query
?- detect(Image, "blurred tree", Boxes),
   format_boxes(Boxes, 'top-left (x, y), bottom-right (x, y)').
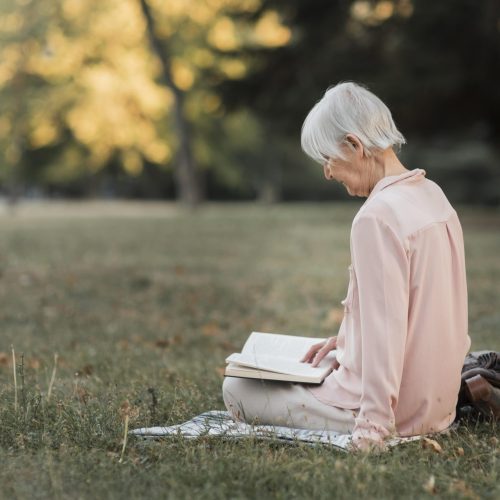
top-left (138, 0), bottom-right (201, 206)
top-left (217, 0), bottom-right (500, 204)
top-left (218, 0), bottom-right (500, 140)
top-left (1, 0), bottom-right (498, 203)
top-left (0, 0), bottom-right (175, 199)
top-left (0, 0), bottom-right (294, 204)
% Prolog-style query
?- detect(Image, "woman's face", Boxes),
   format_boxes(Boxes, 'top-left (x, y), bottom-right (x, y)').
top-left (322, 135), bottom-right (373, 197)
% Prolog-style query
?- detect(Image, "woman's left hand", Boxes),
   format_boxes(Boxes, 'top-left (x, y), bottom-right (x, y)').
top-left (300, 336), bottom-right (339, 368)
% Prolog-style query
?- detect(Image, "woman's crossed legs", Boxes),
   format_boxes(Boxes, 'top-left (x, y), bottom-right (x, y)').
top-left (222, 376), bottom-right (357, 433)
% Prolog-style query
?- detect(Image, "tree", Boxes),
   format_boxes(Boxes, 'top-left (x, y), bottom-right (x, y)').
top-left (0, 0), bottom-right (296, 204)
top-left (216, 0), bottom-right (500, 203)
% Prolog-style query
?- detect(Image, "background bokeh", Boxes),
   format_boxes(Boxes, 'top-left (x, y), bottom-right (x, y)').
top-left (0, 0), bottom-right (499, 205)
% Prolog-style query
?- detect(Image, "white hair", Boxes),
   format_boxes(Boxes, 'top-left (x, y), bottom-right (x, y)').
top-left (300, 81), bottom-right (406, 164)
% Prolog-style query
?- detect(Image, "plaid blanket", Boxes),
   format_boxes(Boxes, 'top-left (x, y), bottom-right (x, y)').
top-left (130, 410), bottom-right (426, 451)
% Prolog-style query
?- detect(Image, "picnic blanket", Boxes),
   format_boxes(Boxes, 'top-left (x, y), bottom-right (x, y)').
top-left (130, 410), bottom-right (427, 451)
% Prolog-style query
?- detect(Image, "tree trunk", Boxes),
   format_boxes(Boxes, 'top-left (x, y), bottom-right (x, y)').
top-left (138, 0), bottom-right (203, 207)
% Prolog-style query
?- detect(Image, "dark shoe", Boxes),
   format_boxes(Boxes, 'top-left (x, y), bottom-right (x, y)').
top-left (464, 374), bottom-right (500, 419)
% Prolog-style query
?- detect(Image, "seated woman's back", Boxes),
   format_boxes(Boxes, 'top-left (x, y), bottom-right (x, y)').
top-left (307, 169), bottom-right (471, 438)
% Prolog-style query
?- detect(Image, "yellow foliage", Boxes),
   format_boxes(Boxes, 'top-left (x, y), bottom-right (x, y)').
top-left (253, 10), bottom-right (291, 48)
top-left (144, 141), bottom-right (172, 164)
top-left (62, 0), bottom-right (89, 21)
top-left (351, 1), bottom-right (372, 21)
top-left (0, 61), bottom-right (15, 87)
top-left (88, 1), bottom-right (145, 47)
top-left (219, 59), bottom-right (247, 79)
top-left (351, 0), bottom-right (403, 25)
top-left (0, 12), bottom-right (24, 33)
top-left (26, 28), bottom-right (86, 79)
top-left (0, 116), bottom-right (11, 139)
top-left (30, 121), bottom-right (60, 148)
top-left (149, 0), bottom-right (186, 18)
top-left (0, 0), bottom-right (272, 176)
top-left (187, 4), bottom-right (214, 25)
top-left (66, 106), bottom-right (101, 145)
top-left (192, 49), bottom-right (215, 69)
top-left (202, 93), bottom-right (222, 113)
top-left (122, 151), bottom-right (143, 176)
top-left (171, 58), bottom-right (195, 91)
top-left (88, 143), bottom-right (113, 170)
top-left (206, 0), bottom-right (261, 12)
top-left (5, 143), bottom-right (21, 164)
top-left (374, 1), bottom-right (394, 21)
top-left (1, 45), bottom-right (22, 69)
top-left (207, 16), bottom-right (240, 51)
top-left (81, 64), bottom-right (116, 94)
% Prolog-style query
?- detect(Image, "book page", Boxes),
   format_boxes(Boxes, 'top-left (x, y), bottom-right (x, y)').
top-left (241, 331), bottom-right (329, 361)
top-left (226, 352), bottom-right (333, 378)
top-left (225, 362), bottom-right (325, 384)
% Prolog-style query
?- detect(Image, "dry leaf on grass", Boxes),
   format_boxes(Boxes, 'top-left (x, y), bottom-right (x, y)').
top-left (0, 352), bottom-right (10, 366)
top-left (421, 437), bottom-right (443, 453)
top-left (449, 479), bottom-right (479, 500)
top-left (27, 357), bottom-right (41, 369)
top-left (154, 339), bottom-right (170, 348)
top-left (423, 475), bottom-right (437, 494)
top-left (218, 340), bottom-right (238, 351)
top-left (202, 322), bottom-right (222, 337)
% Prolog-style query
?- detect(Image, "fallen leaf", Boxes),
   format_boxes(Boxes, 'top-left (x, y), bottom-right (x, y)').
top-left (174, 265), bottom-right (186, 275)
top-left (219, 340), bottom-right (238, 351)
top-left (171, 334), bottom-right (183, 345)
top-left (423, 475), bottom-right (436, 494)
top-left (117, 340), bottom-right (130, 350)
top-left (27, 357), bottom-right (41, 369)
top-left (0, 352), bottom-right (10, 366)
top-left (154, 339), bottom-right (170, 348)
top-left (75, 364), bottom-right (94, 377)
top-left (202, 322), bottom-right (222, 337)
top-left (449, 479), bottom-right (479, 500)
top-left (422, 437), bottom-right (443, 453)
top-left (76, 387), bottom-right (90, 404)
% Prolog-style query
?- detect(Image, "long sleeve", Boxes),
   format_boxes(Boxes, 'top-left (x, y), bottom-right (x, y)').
top-left (350, 214), bottom-right (410, 447)
top-left (306, 170), bottom-right (469, 449)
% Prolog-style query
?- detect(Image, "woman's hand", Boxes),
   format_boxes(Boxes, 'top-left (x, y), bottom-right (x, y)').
top-left (299, 336), bottom-right (339, 368)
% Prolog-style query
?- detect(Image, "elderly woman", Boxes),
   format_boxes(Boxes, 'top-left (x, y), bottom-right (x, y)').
top-left (221, 81), bottom-right (471, 451)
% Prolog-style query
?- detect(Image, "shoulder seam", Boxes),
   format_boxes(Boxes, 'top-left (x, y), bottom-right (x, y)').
top-left (406, 210), bottom-right (457, 240)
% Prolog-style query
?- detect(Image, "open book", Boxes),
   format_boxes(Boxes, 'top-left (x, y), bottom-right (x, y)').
top-left (224, 331), bottom-right (336, 384)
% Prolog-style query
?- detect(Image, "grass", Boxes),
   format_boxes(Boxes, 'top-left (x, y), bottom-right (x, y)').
top-left (0, 200), bottom-right (499, 499)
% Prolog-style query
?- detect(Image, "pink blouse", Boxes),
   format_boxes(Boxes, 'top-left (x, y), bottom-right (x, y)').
top-left (306, 168), bottom-right (471, 444)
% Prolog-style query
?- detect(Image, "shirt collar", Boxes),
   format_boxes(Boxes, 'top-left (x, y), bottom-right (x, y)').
top-left (366, 168), bottom-right (427, 203)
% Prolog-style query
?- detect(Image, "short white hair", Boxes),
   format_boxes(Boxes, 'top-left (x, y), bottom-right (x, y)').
top-left (301, 81), bottom-right (406, 164)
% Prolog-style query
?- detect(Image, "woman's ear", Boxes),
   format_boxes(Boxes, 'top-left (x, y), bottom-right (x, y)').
top-left (345, 134), bottom-right (363, 157)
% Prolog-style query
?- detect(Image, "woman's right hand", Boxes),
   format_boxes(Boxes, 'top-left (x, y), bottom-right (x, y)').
top-left (299, 336), bottom-right (338, 368)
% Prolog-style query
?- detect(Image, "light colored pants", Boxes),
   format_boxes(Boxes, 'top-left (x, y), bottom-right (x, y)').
top-left (222, 376), bottom-right (358, 433)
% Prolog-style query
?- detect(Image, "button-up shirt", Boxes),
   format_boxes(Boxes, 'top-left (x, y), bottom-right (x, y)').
top-left (306, 168), bottom-right (471, 444)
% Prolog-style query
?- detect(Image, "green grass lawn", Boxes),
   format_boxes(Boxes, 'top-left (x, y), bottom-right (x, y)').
top-left (0, 201), bottom-right (499, 499)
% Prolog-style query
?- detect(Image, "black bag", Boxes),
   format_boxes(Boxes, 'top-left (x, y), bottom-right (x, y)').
top-left (456, 350), bottom-right (500, 420)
